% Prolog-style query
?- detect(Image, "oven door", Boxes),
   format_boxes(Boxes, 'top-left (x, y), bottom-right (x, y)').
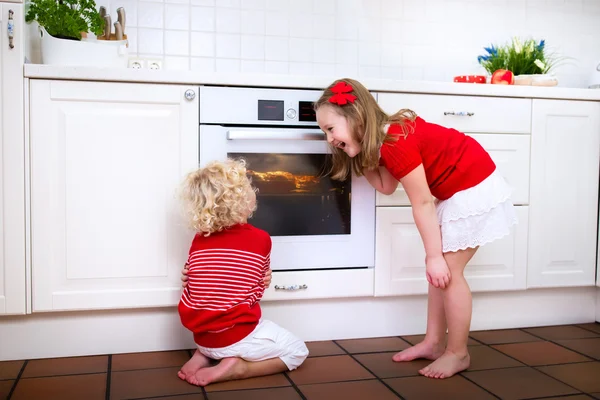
top-left (199, 125), bottom-right (375, 271)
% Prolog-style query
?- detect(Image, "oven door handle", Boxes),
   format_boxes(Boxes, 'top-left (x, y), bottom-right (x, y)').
top-left (227, 130), bottom-right (325, 141)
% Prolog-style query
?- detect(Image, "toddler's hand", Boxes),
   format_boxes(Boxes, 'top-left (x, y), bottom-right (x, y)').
top-left (263, 268), bottom-right (272, 288)
top-left (181, 263), bottom-right (189, 288)
top-left (426, 255), bottom-right (451, 289)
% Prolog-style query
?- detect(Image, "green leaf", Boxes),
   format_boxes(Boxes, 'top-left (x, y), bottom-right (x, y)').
top-left (25, 0), bottom-right (104, 40)
top-left (477, 37), bottom-right (565, 76)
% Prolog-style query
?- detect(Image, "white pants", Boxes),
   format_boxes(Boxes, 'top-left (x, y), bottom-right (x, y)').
top-left (196, 319), bottom-right (309, 371)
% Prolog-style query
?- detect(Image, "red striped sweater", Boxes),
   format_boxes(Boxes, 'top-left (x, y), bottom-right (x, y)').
top-left (178, 223), bottom-right (271, 348)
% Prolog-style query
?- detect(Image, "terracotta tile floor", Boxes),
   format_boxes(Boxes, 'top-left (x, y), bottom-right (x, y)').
top-left (1, 323), bottom-right (600, 400)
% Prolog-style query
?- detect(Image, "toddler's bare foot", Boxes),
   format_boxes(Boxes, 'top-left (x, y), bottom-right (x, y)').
top-left (178, 349), bottom-right (211, 381)
top-left (393, 340), bottom-right (445, 362)
top-left (419, 350), bottom-right (470, 379)
top-left (188, 357), bottom-right (247, 387)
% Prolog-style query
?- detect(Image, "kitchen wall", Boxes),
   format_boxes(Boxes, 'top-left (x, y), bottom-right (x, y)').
top-left (94, 0), bottom-right (600, 87)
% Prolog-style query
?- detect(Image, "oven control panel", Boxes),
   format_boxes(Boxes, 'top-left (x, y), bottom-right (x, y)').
top-left (200, 86), bottom-right (322, 125)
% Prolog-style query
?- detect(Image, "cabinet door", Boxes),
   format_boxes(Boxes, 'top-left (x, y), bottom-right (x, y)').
top-left (374, 207), bottom-right (528, 296)
top-left (377, 134), bottom-right (530, 206)
top-left (0, 4), bottom-right (26, 315)
top-left (30, 80), bottom-right (198, 312)
top-left (528, 100), bottom-right (600, 288)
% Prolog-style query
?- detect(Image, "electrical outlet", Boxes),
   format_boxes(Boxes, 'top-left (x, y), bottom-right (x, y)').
top-left (147, 59), bottom-right (163, 70)
top-left (128, 58), bottom-right (145, 69)
top-left (127, 57), bottom-right (164, 70)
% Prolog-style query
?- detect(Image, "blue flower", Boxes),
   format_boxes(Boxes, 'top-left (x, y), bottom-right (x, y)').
top-left (484, 45), bottom-right (498, 55)
top-left (477, 55), bottom-right (490, 63)
top-left (537, 40), bottom-right (545, 51)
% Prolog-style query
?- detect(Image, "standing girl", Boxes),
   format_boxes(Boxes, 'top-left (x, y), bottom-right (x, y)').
top-left (314, 78), bottom-right (517, 379)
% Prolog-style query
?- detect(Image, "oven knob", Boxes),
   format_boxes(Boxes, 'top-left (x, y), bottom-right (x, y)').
top-left (286, 108), bottom-right (297, 120)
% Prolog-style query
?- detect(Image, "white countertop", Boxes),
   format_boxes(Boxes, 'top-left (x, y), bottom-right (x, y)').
top-left (24, 64), bottom-right (600, 101)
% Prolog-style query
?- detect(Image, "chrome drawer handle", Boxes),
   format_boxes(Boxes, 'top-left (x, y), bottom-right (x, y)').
top-left (444, 111), bottom-right (474, 116)
top-left (274, 284), bottom-right (308, 291)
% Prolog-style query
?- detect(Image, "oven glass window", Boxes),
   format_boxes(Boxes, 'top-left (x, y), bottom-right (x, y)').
top-left (228, 153), bottom-right (351, 236)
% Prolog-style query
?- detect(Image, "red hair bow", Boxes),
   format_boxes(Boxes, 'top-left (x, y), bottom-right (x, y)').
top-left (328, 82), bottom-right (356, 105)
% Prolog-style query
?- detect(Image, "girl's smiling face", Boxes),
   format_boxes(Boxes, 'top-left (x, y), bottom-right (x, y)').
top-left (316, 105), bottom-right (362, 158)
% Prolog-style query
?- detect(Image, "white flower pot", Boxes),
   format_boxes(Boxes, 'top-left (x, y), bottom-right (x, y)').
top-left (39, 26), bottom-right (128, 68)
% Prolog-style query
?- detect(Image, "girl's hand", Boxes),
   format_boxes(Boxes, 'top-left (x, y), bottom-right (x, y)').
top-left (426, 255), bottom-right (451, 289)
top-left (181, 263), bottom-right (189, 288)
top-left (264, 268), bottom-right (272, 288)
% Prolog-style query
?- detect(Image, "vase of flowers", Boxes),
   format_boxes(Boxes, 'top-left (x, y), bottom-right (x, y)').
top-left (478, 38), bottom-right (561, 86)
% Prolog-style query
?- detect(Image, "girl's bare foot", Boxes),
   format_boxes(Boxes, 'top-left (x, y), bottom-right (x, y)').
top-left (178, 350), bottom-right (211, 381)
top-left (393, 340), bottom-right (445, 362)
top-left (419, 350), bottom-right (470, 379)
top-left (188, 357), bottom-right (247, 387)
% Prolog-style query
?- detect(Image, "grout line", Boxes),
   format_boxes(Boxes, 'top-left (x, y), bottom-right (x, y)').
top-left (126, 393), bottom-right (206, 400)
top-left (456, 341), bottom-right (503, 399)
top-left (332, 340), bottom-right (406, 400)
top-left (17, 371), bottom-right (129, 380)
top-left (201, 383), bottom-right (305, 395)
top-left (468, 336), bottom-right (485, 345)
top-left (283, 371), bottom-right (307, 400)
top-left (524, 393), bottom-right (598, 399)
top-left (487, 331), bottom-right (594, 396)
top-left (574, 324), bottom-right (600, 336)
top-left (515, 329), bottom-right (599, 361)
top-left (458, 368), bottom-right (503, 400)
top-left (395, 335), bottom-right (417, 347)
top-left (6, 360), bottom-right (27, 400)
top-left (105, 355), bottom-right (112, 400)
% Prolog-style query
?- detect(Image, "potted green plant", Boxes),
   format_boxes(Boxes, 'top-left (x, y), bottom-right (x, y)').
top-left (25, 0), bottom-right (104, 40)
top-left (478, 37), bottom-right (563, 86)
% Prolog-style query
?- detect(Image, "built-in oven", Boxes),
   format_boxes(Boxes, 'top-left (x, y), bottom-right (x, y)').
top-left (198, 86), bottom-right (375, 271)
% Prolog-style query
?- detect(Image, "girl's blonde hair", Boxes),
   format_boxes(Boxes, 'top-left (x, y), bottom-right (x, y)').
top-left (314, 78), bottom-right (416, 180)
top-left (180, 158), bottom-right (257, 236)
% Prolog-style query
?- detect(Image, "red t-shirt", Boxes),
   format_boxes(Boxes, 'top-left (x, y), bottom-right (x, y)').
top-left (178, 223), bottom-right (271, 348)
top-left (379, 117), bottom-right (496, 200)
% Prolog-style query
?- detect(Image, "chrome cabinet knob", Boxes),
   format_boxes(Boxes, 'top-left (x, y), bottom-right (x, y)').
top-left (184, 89), bottom-right (196, 101)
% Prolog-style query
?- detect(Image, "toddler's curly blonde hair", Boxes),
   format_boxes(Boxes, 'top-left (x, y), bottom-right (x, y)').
top-left (180, 158), bottom-right (257, 236)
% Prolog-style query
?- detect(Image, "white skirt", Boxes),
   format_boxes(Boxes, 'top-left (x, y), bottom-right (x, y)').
top-left (436, 170), bottom-right (518, 253)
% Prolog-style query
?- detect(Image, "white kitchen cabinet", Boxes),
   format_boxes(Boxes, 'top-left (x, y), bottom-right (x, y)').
top-left (29, 80), bottom-right (198, 312)
top-left (377, 92), bottom-right (532, 134)
top-left (0, 3), bottom-right (26, 315)
top-left (528, 100), bottom-right (600, 288)
top-left (377, 134), bottom-right (530, 206)
top-left (374, 206), bottom-right (529, 296)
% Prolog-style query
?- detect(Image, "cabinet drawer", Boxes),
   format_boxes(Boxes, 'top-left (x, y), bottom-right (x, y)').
top-left (374, 206), bottom-right (528, 296)
top-left (262, 269), bottom-right (374, 301)
top-left (377, 134), bottom-right (530, 206)
top-left (377, 93), bottom-right (532, 134)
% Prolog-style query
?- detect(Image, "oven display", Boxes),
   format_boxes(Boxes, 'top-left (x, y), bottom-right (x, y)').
top-left (258, 100), bottom-right (284, 121)
top-left (298, 101), bottom-right (316, 122)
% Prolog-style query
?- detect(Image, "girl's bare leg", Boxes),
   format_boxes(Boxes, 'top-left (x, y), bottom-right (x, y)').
top-left (420, 247), bottom-right (478, 379)
top-left (188, 357), bottom-right (287, 387)
top-left (392, 284), bottom-right (447, 362)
